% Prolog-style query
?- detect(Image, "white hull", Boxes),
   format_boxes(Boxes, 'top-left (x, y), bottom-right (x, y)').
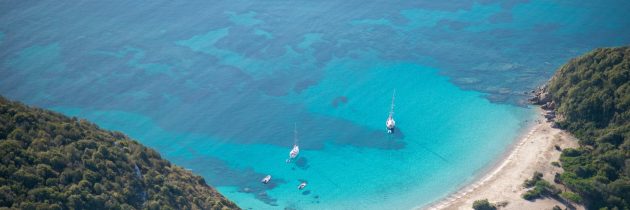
top-left (298, 182), bottom-right (307, 190)
top-left (261, 175), bottom-right (271, 184)
top-left (289, 145), bottom-right (299, 159)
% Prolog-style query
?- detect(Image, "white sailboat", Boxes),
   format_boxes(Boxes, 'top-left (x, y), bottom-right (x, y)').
top-left (287, 124), bottom-right (300, 163)
top-left (386, 90), bottom-right (396, 133)
top-left (261, 175), bottom-right (271, 184)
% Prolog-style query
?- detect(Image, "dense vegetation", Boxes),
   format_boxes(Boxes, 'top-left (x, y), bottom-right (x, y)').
top-left (546, 46), bottom-right (630, 209)
top-left (521, 172), bottom-right (560, 200)
top-left (0, 96), bottom-right (238, 209)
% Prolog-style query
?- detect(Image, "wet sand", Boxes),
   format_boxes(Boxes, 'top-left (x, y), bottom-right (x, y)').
top-left (425, 109), bottom-right (583, 210)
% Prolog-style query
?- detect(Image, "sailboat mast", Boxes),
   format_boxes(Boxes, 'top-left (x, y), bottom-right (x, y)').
top-left (293, 123), bottom-right (298, 145)
top-left (389, 90), bottom-right (396, 117)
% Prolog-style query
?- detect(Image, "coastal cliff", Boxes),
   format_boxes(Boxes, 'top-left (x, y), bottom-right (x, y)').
top-left (532, 46), bottom-right (629, 209)
top-left (0, 96), bottom-right (239, 209)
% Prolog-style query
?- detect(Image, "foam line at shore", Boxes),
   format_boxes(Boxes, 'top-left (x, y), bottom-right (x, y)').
top-left (422, 116), bottom-right (542, 210)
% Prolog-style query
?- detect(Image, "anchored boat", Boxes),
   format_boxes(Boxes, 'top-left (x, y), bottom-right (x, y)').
top-left (298, 182), bottom-right (307, 190)
top-left (287, 124), bottom-right (300, 163)
top-left (261, 175), bottom-right (271, 184)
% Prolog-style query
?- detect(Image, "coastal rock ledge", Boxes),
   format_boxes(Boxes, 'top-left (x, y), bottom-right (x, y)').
top-left (529, 84), bottom-right (558, 123)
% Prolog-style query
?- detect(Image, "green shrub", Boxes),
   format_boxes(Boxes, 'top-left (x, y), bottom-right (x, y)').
top-left (472, 199), bottom-right (496, 210)
top-left (551, 161), bottom-right (561, 167)
top-left (560, 191), bottom-right (583, 204)
top-left (523, 171), bottom-right (543, 188)
top-left (521, 172), bottom-right (561, 200)
top-left (522, 189), bottom-right (541, 200)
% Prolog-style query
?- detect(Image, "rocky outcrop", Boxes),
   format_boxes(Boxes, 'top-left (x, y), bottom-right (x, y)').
top-left (541, 101), bottom-right (555, 110)
top-left (529, 84), bottom-right (551, 105)
top-left (529, 84), bottom-right (557, 122)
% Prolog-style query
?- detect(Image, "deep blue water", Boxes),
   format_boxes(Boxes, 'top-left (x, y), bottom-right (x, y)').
top-left (1, 1), bottom-right (629, 209)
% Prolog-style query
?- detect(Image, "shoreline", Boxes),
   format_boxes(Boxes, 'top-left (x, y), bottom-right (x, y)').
top-left (422, 108), bottom-right (581, 210)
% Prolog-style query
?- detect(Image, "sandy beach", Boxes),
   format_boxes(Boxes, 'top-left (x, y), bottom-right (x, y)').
top-left (425, 108), bottom-right (583, 210)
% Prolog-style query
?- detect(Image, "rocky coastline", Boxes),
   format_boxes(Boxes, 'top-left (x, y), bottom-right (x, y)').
top-left (529, 84), bottom-right (559, 126)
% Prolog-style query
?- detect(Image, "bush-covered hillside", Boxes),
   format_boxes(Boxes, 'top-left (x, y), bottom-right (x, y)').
top-left (546, 46), bottom-right (629, 209)
top-left (0, 96), bottom-right (239, 209)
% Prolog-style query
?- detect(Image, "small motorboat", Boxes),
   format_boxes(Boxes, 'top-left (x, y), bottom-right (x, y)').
top-left (261, 175), bottom-right (271, 184)
top-left (298, 182), bottom-right (307, 190)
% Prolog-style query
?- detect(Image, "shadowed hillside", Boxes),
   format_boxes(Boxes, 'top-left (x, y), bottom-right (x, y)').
top-left (543, 46), bottom-right (629, 209)
top-left (0, 96), bottom-right (239, 209)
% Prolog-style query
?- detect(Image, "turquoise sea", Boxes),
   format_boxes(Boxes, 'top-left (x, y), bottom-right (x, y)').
top-left (1, 1), bottom-right (629, 209)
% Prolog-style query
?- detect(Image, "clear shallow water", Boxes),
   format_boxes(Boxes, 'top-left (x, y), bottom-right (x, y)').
top-left (1, 1), bottom-right (629, 209)
top-left (49, 63), bottom-right (535, 209)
